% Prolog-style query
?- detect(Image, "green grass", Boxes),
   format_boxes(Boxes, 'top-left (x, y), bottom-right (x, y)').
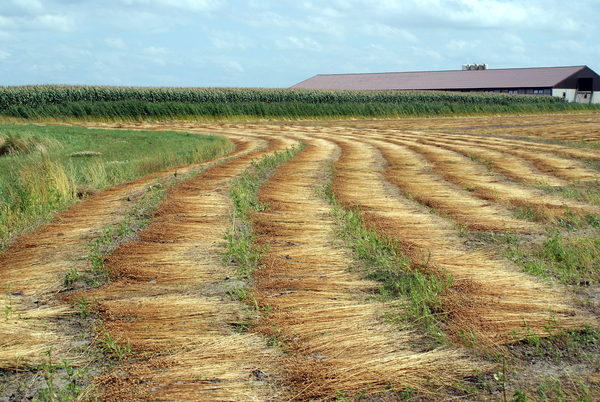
top-left (514, 230), bottom-right (600, 285)
top-left (318, 181), bottom-right (452, 339)
top-left (84, 180), bottom-right (172, 287)
top-left (224, 146), bottom-right (304, 288)
top-left (0, 124), bottom-right (233, 250)
top-left (1, 85), bottom-right (597, 121)
top-left (535, 180), bottom-right (600, 209)
top-left (491, 180), bottom-right (600, 286)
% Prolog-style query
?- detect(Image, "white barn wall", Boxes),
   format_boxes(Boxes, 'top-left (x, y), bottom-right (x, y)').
top-left (552, 88), bottom-right (599, 104)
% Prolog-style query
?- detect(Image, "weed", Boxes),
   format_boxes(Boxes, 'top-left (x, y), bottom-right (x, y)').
top-left (500, 227), bottom-right (600, 286)
top-left (536, 180), bottom-right (600, 209)
top-left (513, 205), bottom-right (536, 221)
top-left (513, 389), bottom-right (528, 402)
top-left (84, 177), bottom-right (170, 285)
top-left (63, 267), bottom-right (82, 288)
top-left (71, 296), bottom-right (91, 319)
top-left (4, 284), bottom-right (13, 320)
top-left (224, 145), bottom-right (304, 279)
top-left (492, 357), bottom-right (507, 402)
top-left (96, 327), bottom-right (131, 360)
top-left (34, 347), bottom-right (91, 402)
top-left (319, 181), bottom-right (452, 338)
top-left (537, 230), bottom-right (600, 285)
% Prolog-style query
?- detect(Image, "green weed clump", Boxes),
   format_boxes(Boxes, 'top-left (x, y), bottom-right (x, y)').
top-left (0, 124), bottom-right (233, 250)
top-left (319, 182), bottom-right (452, 336)
top-left (536, 180), bottom-right (600, 208)
top-left (1, 85), bottom-right (597, 120)
top-left (84, 181), bottom-right (168, 287)
top-left (34, 347), bottom-right (91, 402)
top-left (536, 231), bottom-right (600, 285)
top-left (503, 230), bottom-right (600, 286)
top-left (225, 146), bottom-right (304, 280)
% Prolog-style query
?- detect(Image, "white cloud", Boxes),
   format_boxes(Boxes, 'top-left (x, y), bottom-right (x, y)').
top-left (299, 15), bottom-right (346, 38)
top-left (120, 0), bottom-right (225, 13)
top-left (24, 14), bottom-right (75, 31)
top-left (0, 50), bottom-right (10, 59)
top-left (501, 33), bottom-right (525, 45)
top-left (208, 30), bottom-right (254, 51)
top-left (446, 39), bottom-right (481, 52)
top-left (107, 11), bottom-right (169, 33)
top-left (104, 38), bottom-right (128, 50)
top-left (138, 46), bottom-right (171, 66)
top-left (341, 0), bottom-right (566, 31)
top-left (222, 60), bottom-right (244, 73)
top-left (243, 11), bottom-right (292, 29)
top-left (410, 46), bottom-right (445, 61)
top-left (0, 13), bottom-right (75, 32)
top-left (143, 46), bottom-right (169, 55)
top-left (0, 16), bottom-right (12, 29)
top-left (362, 24), bottom-right (419, 43)
top-left (0, 30), bottom-right (14, 43)
top-left (550, 40), bottom-right (584, 52)
top-left (9, 0), bottom-right (45, 15)
top-left (276, 36), bottom-right (323, 52)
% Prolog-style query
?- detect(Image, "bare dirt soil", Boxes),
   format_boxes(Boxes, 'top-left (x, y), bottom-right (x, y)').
top-left (2, 113), bottom-right (600, 401)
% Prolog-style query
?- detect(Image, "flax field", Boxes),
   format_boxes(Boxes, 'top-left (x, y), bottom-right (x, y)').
top-left (1, 112), bottom-right (600, 401)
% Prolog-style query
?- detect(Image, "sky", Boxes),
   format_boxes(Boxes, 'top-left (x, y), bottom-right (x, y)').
top-left (0, 0), bottom-right (598, 88)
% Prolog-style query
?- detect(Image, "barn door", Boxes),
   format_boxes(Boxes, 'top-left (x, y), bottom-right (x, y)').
top-left (576, 78), bottom-right (593, 103)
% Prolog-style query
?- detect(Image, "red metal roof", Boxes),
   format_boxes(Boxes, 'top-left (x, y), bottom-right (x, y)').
top-left (291, 66), bottom-right (589, 91)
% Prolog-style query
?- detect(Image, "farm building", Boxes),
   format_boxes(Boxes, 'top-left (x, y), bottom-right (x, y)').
top-left (291, 65), bottom-right (600, 104)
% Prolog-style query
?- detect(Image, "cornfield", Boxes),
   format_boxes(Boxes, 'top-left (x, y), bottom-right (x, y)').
top-left (1, 85), bottom-right (597, 119)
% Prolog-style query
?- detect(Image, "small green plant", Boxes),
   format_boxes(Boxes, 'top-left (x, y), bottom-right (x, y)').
top-left (63, 267), bottom-right (82, 288)
top-left (96, 327), bottom-right (131, 360)
top-left (513, 205), bottom-right (536, 221)
top-left (84, 177), bottom-right (172, 285)
top-left (34, 347), bottom-right (90, 402)
top-left (72, 296), bottom-right (91, 319)
top-left (513, 389), bottom-right (528, 402)
top-left (511, 319), bottom-right (541, 349)
top-left (4, 284), bottom-right (13, 320)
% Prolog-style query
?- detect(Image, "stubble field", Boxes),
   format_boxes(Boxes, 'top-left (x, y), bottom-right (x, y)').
top-left (1, 112), bottom-right (600, 401)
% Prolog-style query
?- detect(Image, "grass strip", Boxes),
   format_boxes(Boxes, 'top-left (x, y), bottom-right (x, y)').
top-left (0, 124), bottom-right (234, 251)
top-left (84, 181), bottom-right (168, 287)
top-left (224, 145), bottom-right (304, 294)
top-left (318, 179), bottom-right (452, 338)
top-left (66, 165), bottom-right (210, 291)
top-left (34, 167), bottom-right (214, 402)
top-left (500, 229), bottom-right (600, 287)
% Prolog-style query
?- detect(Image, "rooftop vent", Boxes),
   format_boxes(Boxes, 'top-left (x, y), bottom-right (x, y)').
top-left (462, 63), bottom-right (488, 70)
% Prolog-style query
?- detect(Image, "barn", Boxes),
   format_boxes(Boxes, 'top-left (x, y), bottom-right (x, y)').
top-left (291, 65), bottom-right (600, 104)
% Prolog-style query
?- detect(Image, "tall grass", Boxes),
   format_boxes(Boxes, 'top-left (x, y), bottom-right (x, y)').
top-left (0, 125), bottom-right (234, 250)
top-left (1, 85), bottom-right (597, 120)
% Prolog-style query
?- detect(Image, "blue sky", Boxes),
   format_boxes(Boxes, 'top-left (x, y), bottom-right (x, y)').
top-left (0, 0), bottom-right (598, 88)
